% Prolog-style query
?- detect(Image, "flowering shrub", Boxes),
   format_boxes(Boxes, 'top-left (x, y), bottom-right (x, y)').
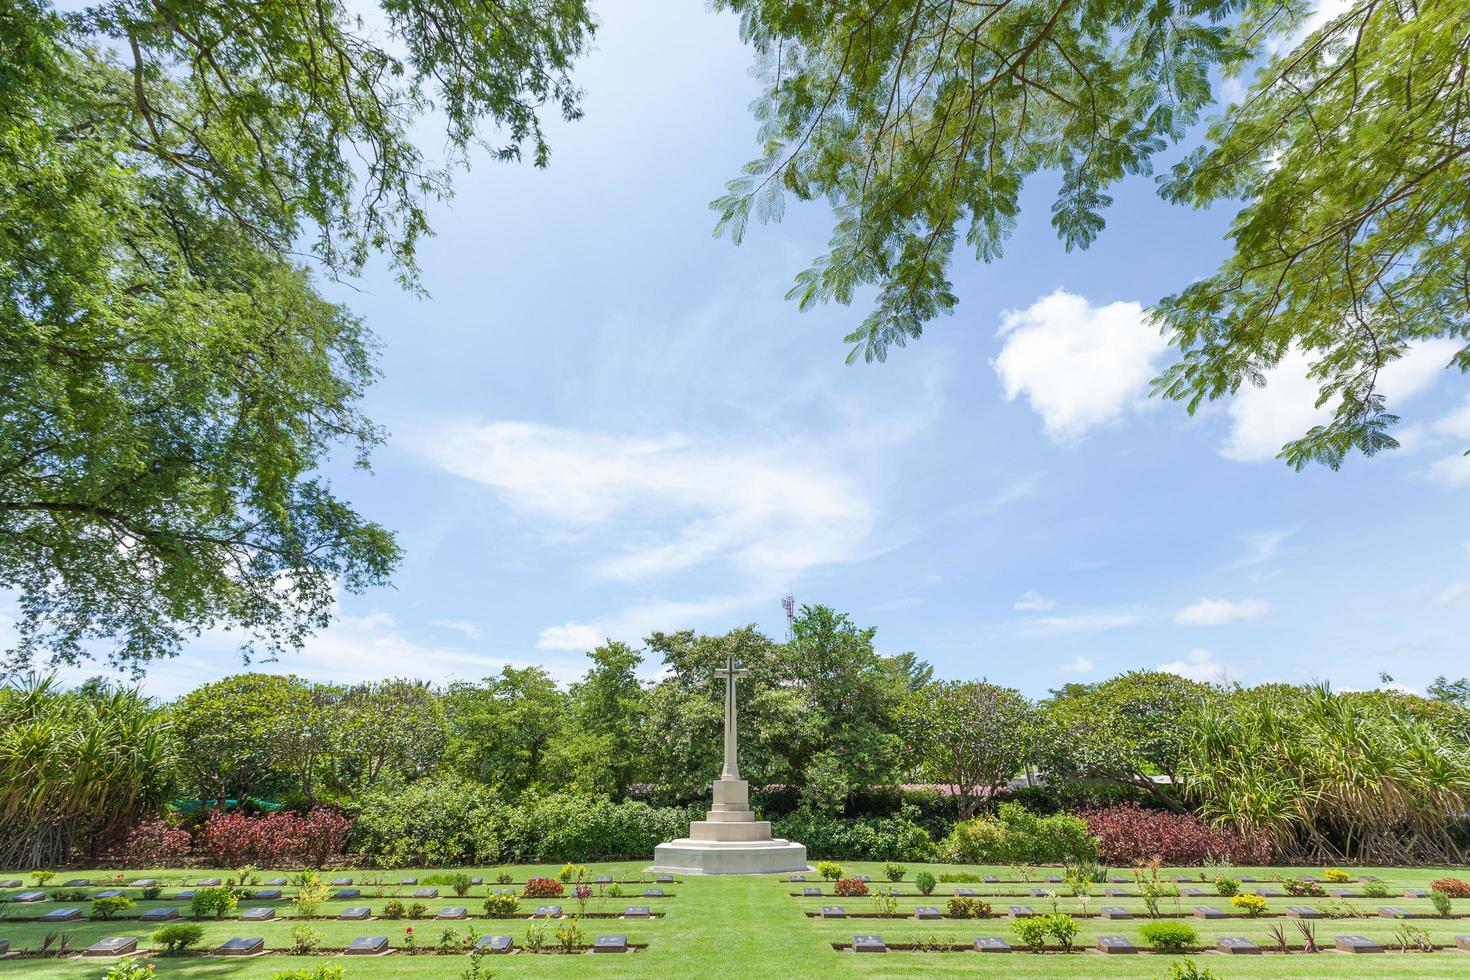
top-left (946, 896), bottom-right (991, 918)
top-left (1431, 878), bottom-right (1470, 898)
top-left (523, 877), bottom-right (564, 898)
top-left (1231, 894), bottom-right (1267, 916)
top-left (199, 808), bottom-right (352, 867)
top-left (1323, 868), bottom-right (1351, 883)
top-left (1283, 877), bottom-right (1325, 897)
top-left (1080, 805), bottom-right (1271, 865)
top-left (122, 818), bottom-right (192, 866)
top-left (833, 878), bottom-right (869, 897)
top-left (484, 893), bottom-right (520, 917)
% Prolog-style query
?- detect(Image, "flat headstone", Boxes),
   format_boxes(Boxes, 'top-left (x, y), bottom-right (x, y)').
top-left (533, 905), bottom-right (562, 918)
top-left (914, 906), bottom-right (941, 920)
top-left (1194, 905), bottom-right (1226, 919)
top-left (333, 888), bottom-right (361, 899)
top-left (624, 905), bottom-right (651, 918)
top-left (1405, 888), bottom-right (1429, 898)
top-left (61, 879), bottom-right (89, 887)
top-left (475, 935), bottom-right (513, 953)
top-left (1105, 888), bottom-right (1128, 897)
top-left (95, 889), bottom-right (125, 899)
top-left (140, 907), bottom-right (180, 921)
top-left (1334, 934), bottom-right (1383, 953)
top-left (0, 939), bottom-right (8, 954)
top-left (1360, 875), bottom-right (1381, 882)
top-left (263, 878), bottom-right (287, 886)
top-left (130, 879), bottom-right (157, 888)
top-left (1216, 936), bottom-right (1261, 954)
top-left (1455, 935), bottom-right (1470, 951)
top-left (240, 907), bottom-right (275, 921)
top-left (345, 936), bottom-right (389, 956)
top-left (592, 934), bottom-right (628, 953)
top-left (84, 936), bottom-right (138, 957)
top-left (801, 887), bottom-right (821, 897)
top-left (399, 877), bottom-right (418, 885)
top-left (594, 876), bottom-right (613, 884)
top-left (854, 875), bottom-right (871, 883)
top-left (852, 934), bottom-right (886, 953)
top-left (1328, 889), bottom-right (1356, 898)
top-left (974, 937), bottom-right (1010, 952)
top-left (1101, 906), bottom-right (1131, 919)
top-left (1238, 876), bottom-right (1256, 883)
top-left (788, 874), bottom-right (806, 882)
top-left (982, 876), bottom-right (999, 883)
top-left (954, 887), bottom-right (976, 896)
top-left (1109, 876), bottom-right (1128, 883)
top-left (655, 875), bottom-right (674, 884)
top-left (1180, 887), bottom-right (1206, 897)
top-left (255, 889), bottom-right (282, 900)
top-left (412, 888), bottom-right (438, 899)
top-left (1098, 935), bottom-right (1137, 954)
top-left (331, 877), bottom-right (352, 886)
top-left (1007, 905), bottom-right (1035, 917)
top-left (1029, 888), bottom-right (1048, 897)
top-left (1174, 876), bottom-right (1193, 883)
top-left (40, 908), bottom-right (82, 922)
top-left (1255, 888), bottom-right (1283, 896)
top-left (1378, 906), bottom-right (1412, 918)
top-left (1045, 876), bottom-right (1063, 884)
top-left (494, 888), bottom-right (516, 895)
top-left (0, 880), bottom-right (21, 888)
top-left (176, 890), bottom-right (195, 899)
top-left (436, 906), bottom-right (467, 919)
top-left (196, 878), bottom-right (221, 887)
top-left (1299, 876), bottom-right (1319, 882)
top-left (1286, 905), bottom-right (1322, 919)
top-left (12, 891), bottom-right (45, 903)
top-left (469, 877), bottom-right (483, 886)
top-left (643, 888), bottom-right (665, 897)
top-left (216, 937), bottom-right (264, 956)
top-left (338, 907), bottom-right (371, 920)
top-left (821, 905), bottom-right (846, 918)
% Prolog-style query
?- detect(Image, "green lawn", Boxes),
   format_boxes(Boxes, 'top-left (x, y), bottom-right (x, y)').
top-left (3, 862), bottom-right (1470, 977)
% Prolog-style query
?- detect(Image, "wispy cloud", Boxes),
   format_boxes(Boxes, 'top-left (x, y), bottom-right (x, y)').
top-left (1060, 655), bottom-right (1094, 674)
top-left (431, 618), bottom-right (483, 639)
top-left (1158, 648), bottom-right (1233, 684)
top-left (1174, 597), bottom-right (1270, 626)
top-left (1224, 528), bottom-right (1295, 570)
top-left (1014, 591), bottom-right (1058, 612)
top-left (1430, 583), bottom-right (1470, 608)
top-left (1015, 610), bottom-right (1140, 636)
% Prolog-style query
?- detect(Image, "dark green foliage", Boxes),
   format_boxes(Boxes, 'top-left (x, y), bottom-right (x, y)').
top-left (772, 810), bottom-right (936, 862)
top-left (940, 802), bottom-right (1095, 864)
top-left (1141, 921), bottom-right (1201, 954)
top-left (151, 922), bottom-right (205, 953)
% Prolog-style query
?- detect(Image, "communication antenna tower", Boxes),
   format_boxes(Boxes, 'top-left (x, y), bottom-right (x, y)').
top-left (781, 592), bottom-right (795, 641)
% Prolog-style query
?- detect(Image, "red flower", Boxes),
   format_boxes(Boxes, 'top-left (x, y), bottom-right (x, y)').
top-left (405, 927), bottom-right (412, 933)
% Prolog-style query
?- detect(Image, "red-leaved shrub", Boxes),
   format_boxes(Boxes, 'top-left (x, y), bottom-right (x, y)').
top-left (1431, 878), bottom-right (1470, 898)
top-left (833, 878), bottom-right (869, 897)
top-left (122, 818), bottom-right (193, 866)
top-left (1081, 805), bottom-right (1271, 866)
top-left (200, 807), bottom-right (352, 867)
top-left (523, 877), bottom-right (564, 898)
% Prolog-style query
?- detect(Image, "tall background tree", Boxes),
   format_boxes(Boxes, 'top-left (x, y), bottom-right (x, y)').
top-left (903, 680), bottom-right (1036, 817)
top-left (713, 0), bottom-right (1469, 467)
top-left (1, 0), bottom-right (594, 670)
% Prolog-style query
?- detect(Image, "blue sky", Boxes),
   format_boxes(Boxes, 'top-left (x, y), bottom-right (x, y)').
top-left (42, 0), bottom-right (1470, 697)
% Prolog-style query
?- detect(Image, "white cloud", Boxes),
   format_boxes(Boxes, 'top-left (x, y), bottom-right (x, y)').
top-left (1014, 591), bottom-right (1058, 612)
top-left (992, 290), bottom-right (1170, 441)
top-left (1426, 454), bottom-right (1470, 485)
top-left (420, 421), bottom-right (878, 584)
top-left (431, 618), bottom-right (482, 639)
top-left (1434, 397), bottom-right (1470, 440)
top-left (1060, 656), bottom-right (1094, 674)
top-left (1225, 528), bottom-right (1294, 569)
top-left (535, 620), bottom-right (605, 651)
top-left (1174, 597), bottom-right (1270, 625)
top-left (1158, 648), bottom-right (1233, 684)
top-left (1015, 610), bottom-right (1139, 636)
top-left (1431, 583), bottom-right (1470, 608)
top-left (1222, 340), bottom-right (1459, 462)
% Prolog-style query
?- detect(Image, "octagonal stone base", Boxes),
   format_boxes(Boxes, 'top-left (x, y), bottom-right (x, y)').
top-left (649, 838), bottom-right (808, 876)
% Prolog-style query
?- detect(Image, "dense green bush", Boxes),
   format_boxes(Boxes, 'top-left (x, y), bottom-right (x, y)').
top-left (151, 922), bottom-right (205, 953)
top-left (771, 809), bottom-right (936, 861)
top-left (499, 794), bottom-right (700, 862)
top-left (915, 871), bottom-right (936, 895)
top-left (1141, 921), bottom-right (1200, 954)
top-left (189, 885), bottom-right (237, 919)
top-left (352, 776), bottom-right (500, 866)
top-left (940, 802), bottom-right (1096, 864)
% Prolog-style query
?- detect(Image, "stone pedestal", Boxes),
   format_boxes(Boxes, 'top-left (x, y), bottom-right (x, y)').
top-left (649, 778), bottom-right (808, 876)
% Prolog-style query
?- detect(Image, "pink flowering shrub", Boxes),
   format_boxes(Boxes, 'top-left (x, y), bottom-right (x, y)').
top-left (1081, 805), bottom-right (1271, 865)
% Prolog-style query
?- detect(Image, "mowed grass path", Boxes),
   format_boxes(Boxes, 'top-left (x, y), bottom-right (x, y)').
top-left (5, 862), bottom-right (1470, 977)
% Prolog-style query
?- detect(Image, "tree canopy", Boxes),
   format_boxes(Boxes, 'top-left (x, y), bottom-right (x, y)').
top-left (714, 0), bottom-right (1469, 467)
top-left (1, 0), bottom-right (594, 670)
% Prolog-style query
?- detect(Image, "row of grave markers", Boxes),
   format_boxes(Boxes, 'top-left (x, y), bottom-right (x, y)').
top-left (842, 935), bottom-right (1470, 954)
top-left (5, 934), bottom-right (634, 958)
top-left (809, 903), bottom-right (1444, 920)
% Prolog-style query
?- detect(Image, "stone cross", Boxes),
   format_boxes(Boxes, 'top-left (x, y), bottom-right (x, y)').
top-left (713, 653), bottom-right (748, 780)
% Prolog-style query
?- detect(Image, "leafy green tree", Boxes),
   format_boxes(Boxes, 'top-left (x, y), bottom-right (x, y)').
top-left (903, 680), bottom-right (1036, 817)
top-left (714, 0), bottom-right (1467, 466)
top-left (1, 0), bottom-right (593, 670)
top-left (1044, 670), bottom-right (1216, 810)
top-left (443, 667), bottom-right (567, 795)
top-left (552, 641), bottom-right (646, 797)
top-left (170, 673), bottom-right (313, 804)
top-left (330, 679), bottom-right (446, 798)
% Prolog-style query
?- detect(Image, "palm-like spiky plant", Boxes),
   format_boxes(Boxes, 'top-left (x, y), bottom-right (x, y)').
top-left (0, 675), bottom-right (174, 867)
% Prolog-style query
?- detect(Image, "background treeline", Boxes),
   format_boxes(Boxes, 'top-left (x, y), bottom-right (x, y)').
top-left (4, 605), bottom-right (1469, 868)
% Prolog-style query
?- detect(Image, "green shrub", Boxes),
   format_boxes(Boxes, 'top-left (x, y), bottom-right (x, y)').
top-left (381, 899), bottom-right (406, 919)
top-left (270, 966), bottom-right (345, 980)
top-left (1283, 877), bottom-right (1325, 897)
top-left (423, 872), bottom-right (473, 896)
top-left (352, 776), bottom-right (501, 866)
top-left (555, 916), bottom-right (586, 953)
top-left (1168, 960), bottom-right (1219, 980)
top-left (502, 795), bottom-right (701, 863)
top-left (1361, 880), bottom-right (1390, 899)
top-left (1141, 921), bottom-right (1200, 954)
top-left (771, 810), bottom-right (937, 862)
top-left (915, 871), bottom-right (936, 895)
top-left (91, 894), bottom-right (135, 919)
top-left (1213, 877), bottom-right (1239, 897)
top-left (102, 961), bottom-right (154, 980)
top-left (484, 893), bottom-right (519, 917)
top-left (1430, 890), bottom-right (1453, 916)
top-left (937, 872), bottom-right (980, 883)
top-left (940, 803), bottom-right (1096, 864)
top-left (495, 871), bottom-right (514, 885)
top-left (1012, 914), bottom-right (1050, 952)
top-left (816, 861), bottom-right (843, 881)
top-left (1041, 911), bottom-right (1079, 951)
top-left (882, 862), bottom-right (906, 881)
top-left (190, 885), bottom-right (237, 919)
top-left (408, 902), bottom-right (428, 919)
top-left (151, 922), bottom-right (205, 953)
top-left (140, 885), bottom-right (162, 900)
top-left (945, 896), bottom-right (990, 918)
top-left (289, 924), bottom-right (322, 955)
top-left (50, 888), bottom-right (88, 901)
